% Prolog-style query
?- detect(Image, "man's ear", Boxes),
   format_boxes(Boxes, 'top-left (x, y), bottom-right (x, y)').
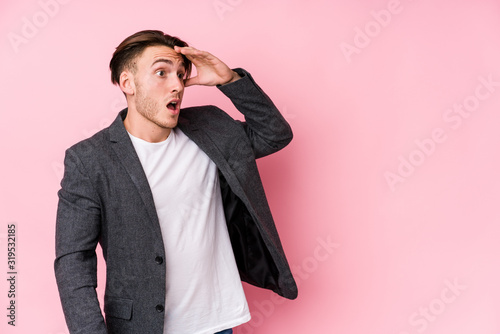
top-left (119, 70), bottom-right (135, 96)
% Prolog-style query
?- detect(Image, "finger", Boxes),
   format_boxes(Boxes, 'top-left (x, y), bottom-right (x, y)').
top-left (174, 45), bottom-right (198, 52)
top-left (176, 47), bottom-right (216, 64)
top-left (174, 46), bottom-right (202, 58)
top-left (183, 76), bottom-right (200, 87)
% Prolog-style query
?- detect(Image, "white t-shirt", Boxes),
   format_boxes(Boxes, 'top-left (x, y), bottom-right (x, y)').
top-left (128, 128), bottom-right (251, 334)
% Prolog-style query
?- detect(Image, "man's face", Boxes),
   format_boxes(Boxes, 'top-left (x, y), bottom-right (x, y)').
top-left (130, 45), bottom-right (186, 130)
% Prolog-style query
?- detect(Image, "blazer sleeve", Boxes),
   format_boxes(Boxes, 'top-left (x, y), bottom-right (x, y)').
top-left (54, 148), bottom-right (107, 334)
top-left (217, 68), bottom-right (293, 159)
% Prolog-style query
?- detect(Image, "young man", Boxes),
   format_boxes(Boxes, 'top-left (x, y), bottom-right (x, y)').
top-left (55, 30), bottom-right (297, 334)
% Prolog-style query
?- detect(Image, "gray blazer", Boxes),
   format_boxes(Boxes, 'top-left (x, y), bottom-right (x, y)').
top-left (54, 68), bottom-right (298, 334)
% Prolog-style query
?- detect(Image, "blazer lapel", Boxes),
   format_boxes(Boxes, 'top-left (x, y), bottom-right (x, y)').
top-left (177, 116), bottom-right (230, 173)
top-left (177, 116), bottom-right (247, 202)
top-left (108, 109), bottom-right (161, 233)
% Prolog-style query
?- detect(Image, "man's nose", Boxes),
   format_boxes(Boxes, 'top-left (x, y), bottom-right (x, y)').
top-left (170, 76), bottom-right (184, 93)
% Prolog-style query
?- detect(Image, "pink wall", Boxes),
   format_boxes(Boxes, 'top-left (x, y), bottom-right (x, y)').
top-left (1, 0), bottom-right (500, 333)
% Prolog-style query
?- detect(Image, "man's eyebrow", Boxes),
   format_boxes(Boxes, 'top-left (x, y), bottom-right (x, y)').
top-left (151, 58), bottom-right (186, 69)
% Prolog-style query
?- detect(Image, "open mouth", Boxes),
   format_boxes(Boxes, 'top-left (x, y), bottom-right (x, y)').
top-left (166, 100), bottom-right (180, 113)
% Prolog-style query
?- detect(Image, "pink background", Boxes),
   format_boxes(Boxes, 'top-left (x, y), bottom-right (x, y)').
top-left (1, 0), bottom-right (500, 333)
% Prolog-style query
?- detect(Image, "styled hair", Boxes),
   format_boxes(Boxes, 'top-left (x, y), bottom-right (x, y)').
top-left (109, 30), bottom-right (192, 85)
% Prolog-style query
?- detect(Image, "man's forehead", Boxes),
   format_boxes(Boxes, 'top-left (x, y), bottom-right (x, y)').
top-left (141, 45), bottom-right (184, 66)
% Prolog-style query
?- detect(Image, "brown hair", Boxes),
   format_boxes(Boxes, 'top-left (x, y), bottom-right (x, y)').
top-left (109, 30), bottom-right (192, 85)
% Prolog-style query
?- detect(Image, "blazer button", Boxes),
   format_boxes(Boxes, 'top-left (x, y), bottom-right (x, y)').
top-left (156, 304), bottom-right (164, 312)
top-left (155, 256), bottom-right (163, 264)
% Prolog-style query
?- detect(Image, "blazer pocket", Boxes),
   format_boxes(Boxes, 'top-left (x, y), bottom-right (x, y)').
top-left (104, 296), bottom-right (133, 320)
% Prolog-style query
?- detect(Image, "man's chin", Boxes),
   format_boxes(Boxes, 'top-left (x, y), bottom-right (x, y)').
top-left (155, 118), bottom-right (178, 130)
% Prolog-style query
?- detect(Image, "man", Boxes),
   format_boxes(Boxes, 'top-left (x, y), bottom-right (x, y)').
top-left (55, 30), bottom-right (297, 334)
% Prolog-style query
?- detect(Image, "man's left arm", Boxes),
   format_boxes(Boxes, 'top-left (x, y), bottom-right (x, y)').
top-left (217, 68), bottom-right (293, 158)
top-left (175, 46), bottom-right (293, 158)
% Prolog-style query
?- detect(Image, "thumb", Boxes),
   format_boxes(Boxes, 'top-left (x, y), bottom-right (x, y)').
top-left (184, 75), bottom-right (200, 87)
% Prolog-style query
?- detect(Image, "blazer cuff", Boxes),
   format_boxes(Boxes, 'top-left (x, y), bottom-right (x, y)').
top-left (217, 68), bottom-right (264, 100)
top-left (216, 68), bottom-right (250, 92)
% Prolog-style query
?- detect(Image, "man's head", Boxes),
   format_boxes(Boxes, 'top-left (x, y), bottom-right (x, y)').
top-left (109, 30), bottom-right (192, 86)
top-left (110, 30), bottom-right (192, 141)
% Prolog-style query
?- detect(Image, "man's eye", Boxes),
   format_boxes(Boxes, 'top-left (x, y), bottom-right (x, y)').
top-left (178, 73), bottom-right (185, 79)
top-left (156, 70), bottom-right (165, 77)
